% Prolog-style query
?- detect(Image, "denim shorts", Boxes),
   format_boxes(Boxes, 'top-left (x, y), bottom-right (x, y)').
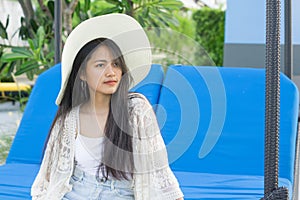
top-left (62, 166), bottom-right (135, 200)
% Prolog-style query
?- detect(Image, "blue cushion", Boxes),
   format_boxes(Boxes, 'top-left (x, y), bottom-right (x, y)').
top-left (6, 64), bottom-right (61, 164)
top-left (0, 164), bottom-right (40, 200)
top-left (130, 64), bottom-right (164, 107)
top-left (174, 171), bottom-right (291, 200)
top-left (157, 65), bottom-right (298, 199)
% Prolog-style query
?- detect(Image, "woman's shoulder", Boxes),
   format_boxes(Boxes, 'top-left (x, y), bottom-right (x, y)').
top-left (128, 92), bottom-right (147, 104)
top-left (128, 92), bottom-right (150, 111)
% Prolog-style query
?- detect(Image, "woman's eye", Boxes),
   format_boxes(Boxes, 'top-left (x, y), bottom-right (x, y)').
top-left (96, 63), bottom-right (104, 67)
top-left (113, 62), bottom-right (120, 67)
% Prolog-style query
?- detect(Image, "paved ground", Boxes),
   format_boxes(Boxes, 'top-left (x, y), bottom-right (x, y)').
top-left (0, 101), bottom-right (22, 136)
top-left (0, 101), bottom-right (22, 164)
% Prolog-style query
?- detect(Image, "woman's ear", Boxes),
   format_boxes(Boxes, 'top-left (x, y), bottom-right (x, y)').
top-left (80, 74), bottom-right (86, 81)
top-left (79, 69), bottom-right (86, 81)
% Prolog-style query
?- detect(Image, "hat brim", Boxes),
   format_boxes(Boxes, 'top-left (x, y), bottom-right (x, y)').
top-left (55, 14), bottom-right (152, 105)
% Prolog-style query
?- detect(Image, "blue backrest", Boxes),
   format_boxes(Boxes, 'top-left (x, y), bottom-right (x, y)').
top-left (6, 64), bottom-right (61, 164)
top-left (157, 65), bottom-right (299, 183)
top-left (130, 64), bottom-right (164, 107)
top-left (6, 64), bottom-right (164, 164)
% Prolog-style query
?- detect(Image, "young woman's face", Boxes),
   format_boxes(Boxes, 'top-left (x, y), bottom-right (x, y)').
top-left (82, 45), bottom-right (123, 95)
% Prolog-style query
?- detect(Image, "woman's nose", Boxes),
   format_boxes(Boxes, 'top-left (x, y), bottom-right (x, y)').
top-left (105, 62), bottom-right (116, 76)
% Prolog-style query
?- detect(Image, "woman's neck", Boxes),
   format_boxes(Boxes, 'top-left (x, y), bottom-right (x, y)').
top-left (86, 92), bottom-right (111, 114)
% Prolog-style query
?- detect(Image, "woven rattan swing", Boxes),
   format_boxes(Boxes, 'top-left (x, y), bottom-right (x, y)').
top-left (52, 0), bottom-right (296, 199)
top-left (262, 0), bottom-right (295, 199)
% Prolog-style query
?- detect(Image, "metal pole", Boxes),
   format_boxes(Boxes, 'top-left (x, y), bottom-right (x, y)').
top-left (54, 0), bottom-right (62, 64)
top-left (284, 0), bottom-right (293, 79)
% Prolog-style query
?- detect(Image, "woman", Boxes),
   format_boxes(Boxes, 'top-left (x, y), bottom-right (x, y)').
top-left (31, 14), bottom-right (183, 200)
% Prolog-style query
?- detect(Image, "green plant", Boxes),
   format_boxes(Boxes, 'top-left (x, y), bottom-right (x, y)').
top-left (146, 10), bottom-right (214, 69)
top-left (1, 26), bottom-right (54, 80)
top-left (75, 0), bottom-right (183, 28)
top-left (0, 0), bottom-right (56, 81)
top-left (193, 7), bottom-right (225, 66)
top-left (170, 11), bottom-right (196, 38)
top-left (0, 15), bottom-right (15, 82)
top-left (0, 15), bottom-right (9, 40)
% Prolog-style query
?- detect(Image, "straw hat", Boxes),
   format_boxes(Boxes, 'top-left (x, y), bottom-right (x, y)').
top-left (55, 13), bottom-right (152, 105)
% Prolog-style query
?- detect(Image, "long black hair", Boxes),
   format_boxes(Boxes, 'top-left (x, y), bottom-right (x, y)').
top-left (46, 38), bottom-right (134, 180)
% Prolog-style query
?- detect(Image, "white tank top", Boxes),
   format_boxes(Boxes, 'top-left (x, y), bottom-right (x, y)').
top-left (75, 105), bottom-right (107, 176)
top-left (75, 134), bottom-right (105, 176)
top-left (75, 105), bottom-right (131, 179)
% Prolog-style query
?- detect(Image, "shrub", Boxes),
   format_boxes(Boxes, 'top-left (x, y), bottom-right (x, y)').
top-left (193, 7), bottom-right (225, 66)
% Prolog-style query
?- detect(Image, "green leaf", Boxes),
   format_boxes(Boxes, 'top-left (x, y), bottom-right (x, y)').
top-left (47, 1), bottom-right (55, 18)
top-left (84, 0), bottom-right (91, 12)
top-left (30, 19), bottom-right (39, 33)
top-left (122, 0), bottom-right (132, 12)
top-left (105, 0), bottom-right (121, 6)
top-left (0, 62), bottom-right (8, 74)
top-left (157, 0), bottom-right (183, 10)
top-left (141, 6), bottom-right (149, 18)
top-left (45, 51), bottom-right (55, 59)
top-left (0, 21), bottom-right (8, 39)
top-left (12, 47), bottom-right (33, 57)
top-left (20, 17), bottom-right (26, 26)
top-left (37, 26), bottom-right (45, 48)
top-left (19, 25), bottom-right (29, 40)
top-left (28, 39), bottom-right (35, 50)
top-left (5, 15), bottom-right (9, 29)
top-left (1, 53), bottom-right (30, 62)
top-left (7, 61), bottom-right (16, 76)
top-left (15, 63), bottom-right (39, 76)
top-left (137, 15), bottom-right (146, 27)
top-left (18, 60), bottom-right (37, 70)
top-left (18, 60), bottom-right (37, 71)
top-left (75, 1), bottom-right (81, 14)
top-left (94, 6), bottom-right (121, 15)
top-left (159, 12), bottom-right (179, 27)
top-left (26, 69), bottom-right (34, 80)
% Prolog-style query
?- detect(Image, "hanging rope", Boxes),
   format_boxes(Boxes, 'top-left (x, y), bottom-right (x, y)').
top-left (262, 0), bottom-right (289, 199)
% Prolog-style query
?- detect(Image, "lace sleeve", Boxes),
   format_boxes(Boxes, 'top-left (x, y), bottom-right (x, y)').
top-left (31, 118), bottom-right (61, 199)
top-left (131, 94), bottom-right (183, 200)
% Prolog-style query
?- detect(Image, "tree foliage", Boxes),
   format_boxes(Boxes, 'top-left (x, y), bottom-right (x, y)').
top-left (193, 7), bottom-right (225, 66)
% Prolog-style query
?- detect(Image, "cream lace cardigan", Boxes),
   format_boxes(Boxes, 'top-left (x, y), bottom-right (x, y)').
top-left (31, 93), bottom-right (183, 200)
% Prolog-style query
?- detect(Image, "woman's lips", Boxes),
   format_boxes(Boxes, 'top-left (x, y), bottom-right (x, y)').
top-left (104, 80), bottom-right (117, 85)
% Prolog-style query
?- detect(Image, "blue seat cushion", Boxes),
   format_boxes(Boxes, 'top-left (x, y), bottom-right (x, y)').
top-left (157, 65), bottom-right (298, 199)
top-left (174, 171), bottom-right (291, 199)
top-left (0, 164), bottom-right (40, 200)
top-left (130, 64), bottom-right (164, 108)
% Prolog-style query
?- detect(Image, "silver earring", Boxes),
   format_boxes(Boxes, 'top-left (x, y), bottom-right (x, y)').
top-left (81, 80), bottom-right (88, 98)
top-left (81, 80), bottom-right (85, 90)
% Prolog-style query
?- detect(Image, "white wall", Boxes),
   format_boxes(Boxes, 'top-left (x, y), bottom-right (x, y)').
top-left (225, 0), bottom-right (300, 44)
top-left (0, 0), bottom-right (27, 46)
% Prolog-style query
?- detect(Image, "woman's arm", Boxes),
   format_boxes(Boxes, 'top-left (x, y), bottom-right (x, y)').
top-left (131, 94), bottom-right (184, 200)
top-left (31, 118), bottom-right (61, 199)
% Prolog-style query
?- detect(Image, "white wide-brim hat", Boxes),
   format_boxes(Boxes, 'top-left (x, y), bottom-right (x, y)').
top-left (55, 13), bottom-right (152, 105)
